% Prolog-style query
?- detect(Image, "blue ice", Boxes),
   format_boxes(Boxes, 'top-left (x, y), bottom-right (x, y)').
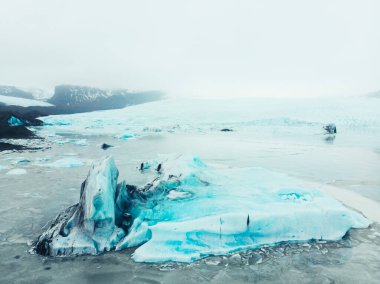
top-left (35, 156), bottom-right (370, 262)
top-left (116, 156), bottom-right (369, 262)
top-left (8, 116), bottom-right (25, 126)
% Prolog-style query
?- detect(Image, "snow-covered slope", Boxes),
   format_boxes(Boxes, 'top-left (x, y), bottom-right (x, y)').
top-left (47, 85), bottom-right (163, 111)
top-left (0, 94), bottom-right (53, 107)
top-left (48, 85), bottom-right (111, 107)
top-left (0, 86), bottom-right (34, 100)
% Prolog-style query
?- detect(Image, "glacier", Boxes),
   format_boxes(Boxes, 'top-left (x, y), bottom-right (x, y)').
top-left (0, 94), bottom-right (53, 107)
top-left (38, 97), bottom-right (380, 140)
top-left (33, 155), bottom-right (370, 262)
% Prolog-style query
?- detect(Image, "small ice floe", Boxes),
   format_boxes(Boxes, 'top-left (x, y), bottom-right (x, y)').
top-left (13, 158), bottom-right (31, 165)
top-left (115, 133), bottom-right (135, 140)
top-left (48, 157), bottom-right (84, 168)
top-left (6, 168), bottom-right (27, 175)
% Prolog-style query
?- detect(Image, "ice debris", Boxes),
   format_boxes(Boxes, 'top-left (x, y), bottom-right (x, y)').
top-left (33, 155), bottom-right (370, 262)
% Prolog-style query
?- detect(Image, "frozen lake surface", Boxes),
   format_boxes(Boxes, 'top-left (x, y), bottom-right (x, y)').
top-left (1, 97), bottom-right (380, 283)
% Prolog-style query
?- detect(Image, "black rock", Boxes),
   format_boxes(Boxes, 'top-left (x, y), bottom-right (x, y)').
top-left (156, 163), bottom-right (162, 172)
top-left (323, 124), bottom-right (337, 134)
top-left (101, 143), bottom-right (113, 150)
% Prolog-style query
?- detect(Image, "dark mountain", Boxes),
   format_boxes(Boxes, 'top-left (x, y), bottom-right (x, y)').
top-left (0, 86), bottom-right (34, 100)
top-left (0, 84), bottom-right (164, 151)
top-left (48, 85), bottom-right (164, 112)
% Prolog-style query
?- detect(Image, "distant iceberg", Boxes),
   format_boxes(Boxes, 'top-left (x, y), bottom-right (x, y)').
top-left (7, 116), bottom-right (25, 126)
top-left (47, 157), bottom-right (84, 168)
top-left (33, 156), bottom-right (370, 262)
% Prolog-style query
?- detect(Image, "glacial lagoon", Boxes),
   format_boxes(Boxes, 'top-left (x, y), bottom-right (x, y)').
top-left (1, 97), bottom-right (380, 283)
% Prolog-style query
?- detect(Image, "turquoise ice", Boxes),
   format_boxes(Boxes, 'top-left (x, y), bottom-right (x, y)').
top-left (34, 155), bottom-right (370, 262)
top-left (7, 116), bottom-right (25, 126)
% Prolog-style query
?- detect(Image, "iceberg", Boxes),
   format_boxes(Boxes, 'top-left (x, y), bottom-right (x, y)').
top-left (33, 156), bottom-right (370, 262)
top-left (7, 116), bottom-right (25, 126)
top-left (34, 157), bottom-right (125, 256)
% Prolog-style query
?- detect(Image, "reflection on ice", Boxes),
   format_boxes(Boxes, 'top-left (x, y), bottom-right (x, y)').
top-left (34, 155), bottom-right (370, 262)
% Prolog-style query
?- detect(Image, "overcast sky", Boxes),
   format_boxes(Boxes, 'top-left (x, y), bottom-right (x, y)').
top-left (0, 0), bottom-right (379, 97)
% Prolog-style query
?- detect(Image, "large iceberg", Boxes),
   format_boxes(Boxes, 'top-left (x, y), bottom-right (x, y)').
top-left (33, 156), bottom-right (370, 262)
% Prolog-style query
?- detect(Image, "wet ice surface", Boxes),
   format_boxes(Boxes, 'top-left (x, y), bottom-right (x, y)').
top-left (1, 225), bottom-right (380, 284)
top-left (1, 97), bottom-right (380, 283)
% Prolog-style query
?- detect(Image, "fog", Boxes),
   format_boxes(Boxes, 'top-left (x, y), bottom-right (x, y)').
top-left (0, 0), bottom-right (379, 97)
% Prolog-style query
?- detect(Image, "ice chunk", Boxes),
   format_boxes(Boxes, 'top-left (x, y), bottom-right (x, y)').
top-left (34, 155), bottom-right (370, 262)
top-left (34, 157), bottom-right (127, 256)
top-left (6, 168), bottom-right (27, 175)
top-left (48, 157), bottom-right (84, 168)
top-left (8, 116), bottom-right (25, 126)
top-left (115, 133), bottom-right (135, 140)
